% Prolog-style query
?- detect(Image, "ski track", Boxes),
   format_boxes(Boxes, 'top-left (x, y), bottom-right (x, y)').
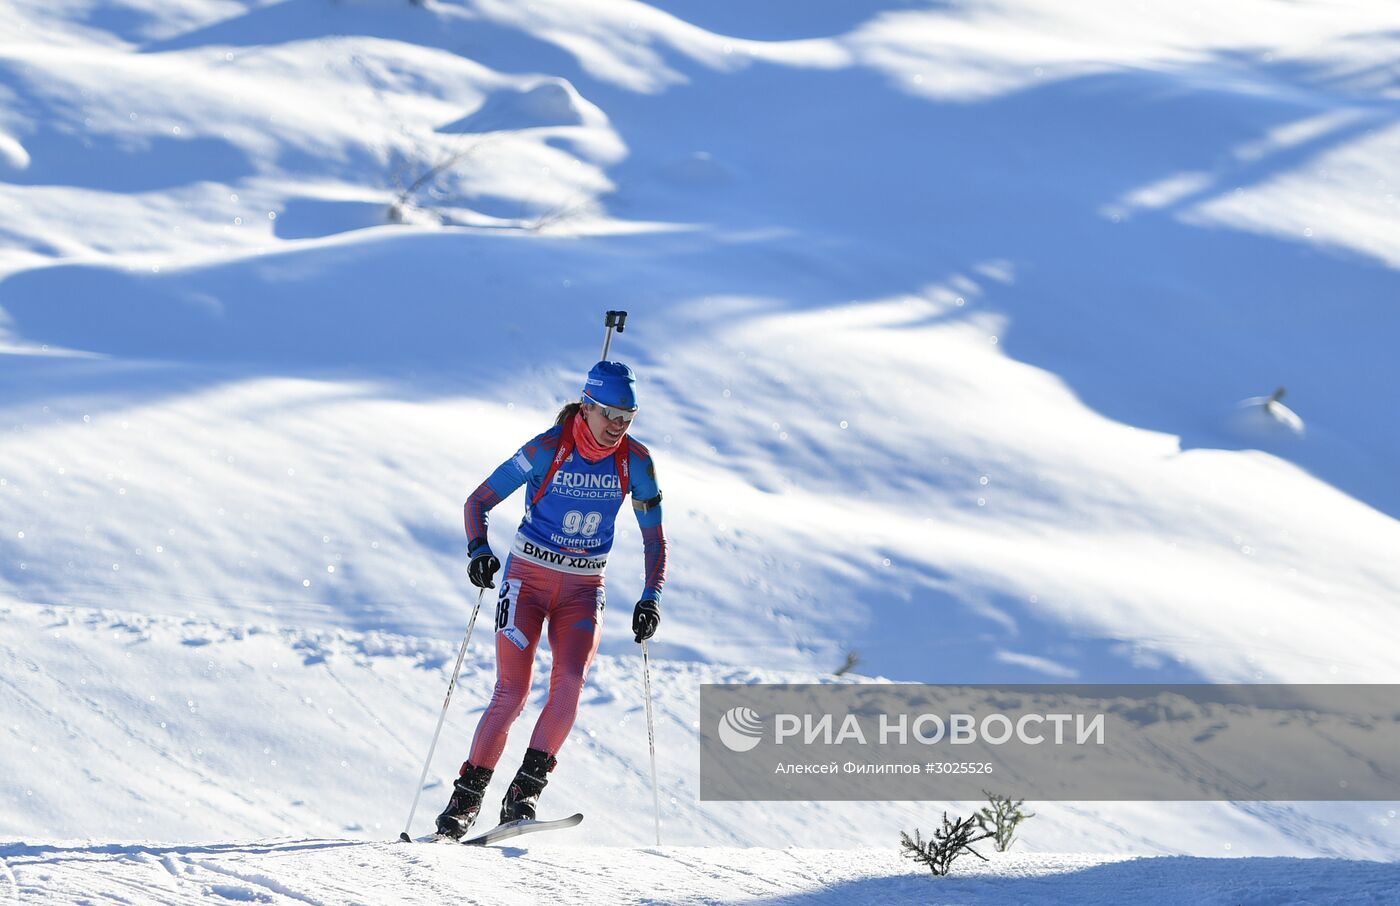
top-left (8, 842), bottom-right (1400, 905)
top-left (318, 658), bottom-right (420, 765)
top-left (186, 856), bottom-right (335, 906)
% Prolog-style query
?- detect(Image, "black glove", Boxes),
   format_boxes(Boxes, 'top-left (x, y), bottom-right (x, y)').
top-left (632, 599), bottom-right (660, 643)
top-left (467, 539), bottom-right (500, 589)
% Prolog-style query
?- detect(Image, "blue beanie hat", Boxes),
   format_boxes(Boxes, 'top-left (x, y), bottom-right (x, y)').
top-left (583, 360), bottom-right (637, 409)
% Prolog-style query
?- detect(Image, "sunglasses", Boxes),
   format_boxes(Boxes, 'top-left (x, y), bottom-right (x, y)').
top-left (583, 393), bottom-right (638, 424)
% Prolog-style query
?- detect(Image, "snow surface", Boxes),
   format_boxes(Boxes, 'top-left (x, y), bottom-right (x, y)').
top-left (7, 840), bottom-right (1400, 905)
top-left (2, 0), bottom-right (1399, 899)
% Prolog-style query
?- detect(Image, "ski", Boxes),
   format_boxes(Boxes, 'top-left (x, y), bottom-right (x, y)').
top-left (461, 812), bottom-right (584, 846)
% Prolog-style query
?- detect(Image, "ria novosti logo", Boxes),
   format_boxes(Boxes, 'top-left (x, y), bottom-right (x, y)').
top-left (717, 707), bottom-right (764, 752)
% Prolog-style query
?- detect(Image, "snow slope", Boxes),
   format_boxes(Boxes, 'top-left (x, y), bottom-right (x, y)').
top-left (2, 0), bottom-right (1397, 684)
top-left (7, 600), bottom-right (1399, 854)
top-left (2, 0), bottom-right (1400, 878)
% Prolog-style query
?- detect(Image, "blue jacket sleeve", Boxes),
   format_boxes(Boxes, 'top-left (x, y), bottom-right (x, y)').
top-left (464, 428), bottom-right (560, 545)
top-left (629, 443), bottom-right (667, 602)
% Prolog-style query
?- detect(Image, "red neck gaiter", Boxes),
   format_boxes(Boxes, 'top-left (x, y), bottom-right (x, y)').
top-left (570, 411), bottom-right (621, 462)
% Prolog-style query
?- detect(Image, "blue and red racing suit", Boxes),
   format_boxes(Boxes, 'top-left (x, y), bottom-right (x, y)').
top-left (461, 413), bottom-right (666, 766)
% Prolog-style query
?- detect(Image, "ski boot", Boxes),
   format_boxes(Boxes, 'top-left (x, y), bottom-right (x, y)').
top-left (499, 747), bottom-right (557, 823)
top-left (435, 762), bottom-right (493, 839)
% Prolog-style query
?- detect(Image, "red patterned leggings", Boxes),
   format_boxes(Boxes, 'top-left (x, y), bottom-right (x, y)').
top-left (467, 555), bottom-right (604, 769)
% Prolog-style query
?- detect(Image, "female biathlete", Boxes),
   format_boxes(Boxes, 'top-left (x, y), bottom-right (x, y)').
top-left (436, 361), bottom-right (668, 837)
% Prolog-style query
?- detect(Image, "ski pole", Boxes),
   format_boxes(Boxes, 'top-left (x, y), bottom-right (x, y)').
top-left (641, 638), bottom-right (662, 846)
top-left (601, 310), bottom-right (627, 360)
top-left (398, 586), bottom-right (485, 842)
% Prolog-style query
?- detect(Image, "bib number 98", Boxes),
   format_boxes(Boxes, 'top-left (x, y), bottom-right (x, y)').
top-left (494, 580), bottom-right (513, 632)
top-left (561, 510), bottom-right (602, 537)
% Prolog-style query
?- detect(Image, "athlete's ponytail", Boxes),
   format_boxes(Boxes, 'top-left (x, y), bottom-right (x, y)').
top-left (554, 401), bottom-right (583, 426)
